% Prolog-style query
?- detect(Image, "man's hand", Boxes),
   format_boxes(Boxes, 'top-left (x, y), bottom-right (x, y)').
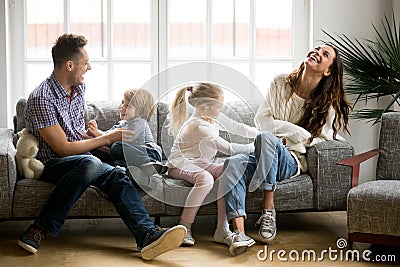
top-left (105, 128), bottom-right (135, 144)
top-left (82, 131), bottom-right (93, 140)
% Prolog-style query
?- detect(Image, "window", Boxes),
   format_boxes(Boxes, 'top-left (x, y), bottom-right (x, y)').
top-left (10, 0), bottom-right (309, 108)
top-left (23, 0), bottom-right (154, 101)
top-left (164, 0), bottom-right (295, 101)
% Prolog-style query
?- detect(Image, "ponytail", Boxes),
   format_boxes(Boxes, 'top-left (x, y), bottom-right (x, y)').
top-left (167, 83), bottom-right (224, 136)
top-left (167, 86), bottom-right (192, 136)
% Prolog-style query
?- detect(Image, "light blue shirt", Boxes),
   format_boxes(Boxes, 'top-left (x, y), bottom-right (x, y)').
top-left (107, 117), bottom-right (162, 158)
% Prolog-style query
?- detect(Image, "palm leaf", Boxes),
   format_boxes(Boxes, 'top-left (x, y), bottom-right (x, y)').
top-left (322, 11), bottom-right (400, 122)
top-left (350, 109), bottom-right (398, 124)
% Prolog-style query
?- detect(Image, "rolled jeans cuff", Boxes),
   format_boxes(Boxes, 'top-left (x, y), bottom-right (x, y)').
top-left (227, 209), bottom-right (247, 221)
top-left (260, 182), bottom-right (276, 192)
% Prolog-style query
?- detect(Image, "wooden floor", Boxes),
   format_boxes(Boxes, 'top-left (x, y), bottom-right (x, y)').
top-left (0, 211), bottom-right (397, 266)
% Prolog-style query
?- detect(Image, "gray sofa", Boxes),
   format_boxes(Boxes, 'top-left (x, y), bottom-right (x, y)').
top-left (0, 99), bottom-right (354, 222)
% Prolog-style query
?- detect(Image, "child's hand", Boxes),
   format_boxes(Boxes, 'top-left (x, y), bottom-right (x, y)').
top-left (88, 119), bottom-right (98, 131)
top-left (87, 120), bottom-right (101, 137)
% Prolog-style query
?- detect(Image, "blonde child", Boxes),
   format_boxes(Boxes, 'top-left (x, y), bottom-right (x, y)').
top-left (167, 82), bottom-right (259, 255)
top-left (87, 88), bottom-right (167, 175)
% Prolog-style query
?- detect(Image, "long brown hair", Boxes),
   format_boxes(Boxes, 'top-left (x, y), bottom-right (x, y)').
top-left (286, 44), bottom-right (351, 140)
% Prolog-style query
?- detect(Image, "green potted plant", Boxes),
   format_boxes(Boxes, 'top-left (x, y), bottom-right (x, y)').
top-left (323, 12), bottom-right (400, 123)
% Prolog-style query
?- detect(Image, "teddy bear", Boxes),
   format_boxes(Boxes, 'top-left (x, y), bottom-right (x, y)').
top-left (15, 128), bottom-right (44, 179)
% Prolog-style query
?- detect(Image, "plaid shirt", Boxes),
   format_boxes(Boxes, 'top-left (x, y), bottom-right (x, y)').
top-left (25, 72), bottom-right (89, 163)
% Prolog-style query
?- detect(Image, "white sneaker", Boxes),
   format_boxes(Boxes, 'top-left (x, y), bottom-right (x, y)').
top-left (213, 230), bottom-right (236, 246)
top-left (181, 229), bottom-right (195, 246)
top-left (228, 231), bottom-right (255, 256)
top-left (256, 209), bottom-right (276, 243)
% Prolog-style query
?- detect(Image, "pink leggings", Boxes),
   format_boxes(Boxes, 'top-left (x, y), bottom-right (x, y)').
top-left (168, 162), bottom-right (226, 224)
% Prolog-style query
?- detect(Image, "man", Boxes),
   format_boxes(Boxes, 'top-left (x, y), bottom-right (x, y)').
top-left (18, 33), bottom-right (186, 261)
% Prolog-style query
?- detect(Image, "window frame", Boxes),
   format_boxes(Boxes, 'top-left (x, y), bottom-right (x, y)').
top-left (8, 0), bottom-right (310, 127)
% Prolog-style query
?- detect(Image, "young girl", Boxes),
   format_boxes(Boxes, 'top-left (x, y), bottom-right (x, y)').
top-left (167, 83), bottom-right (258, 254)
top-left (87, 88), bottom-right (167, 175)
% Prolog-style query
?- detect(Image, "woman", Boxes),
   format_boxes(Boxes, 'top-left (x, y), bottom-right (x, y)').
top-left (220, 44), bottom-right (351, 254)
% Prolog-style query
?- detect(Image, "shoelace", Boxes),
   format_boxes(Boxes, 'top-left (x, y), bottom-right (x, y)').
top-left (27, 227), bottom-right (46, 243)
top-left (256, 212), bottom-right (276, 232)
top-left (225, 232), bottom-right (239, 243)
top-left (232, 231), bottom-right (252, 243)
top-left (232, 232), bottom-right (242, 243)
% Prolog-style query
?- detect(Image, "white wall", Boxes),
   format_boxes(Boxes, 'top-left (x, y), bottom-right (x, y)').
top-left (0, 0), bottom-right (9, 128)
top-left (312, 0), bottom-right (394, 183)
top-left (395, 0), bottom-right (400, 19)
top-left (391, 0), bottom-right (400, 113)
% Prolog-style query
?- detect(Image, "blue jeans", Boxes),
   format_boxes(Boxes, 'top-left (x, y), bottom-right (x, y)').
top-left (110, 141), bottom-right (161, 168)
top-left (36, 155), bottom-right (155, 248)
top-left (221, 132), bottom-right (298, 221)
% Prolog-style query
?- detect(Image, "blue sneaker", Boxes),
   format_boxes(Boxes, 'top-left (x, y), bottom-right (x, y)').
top-left (18, 224), bottom-right (47, 253)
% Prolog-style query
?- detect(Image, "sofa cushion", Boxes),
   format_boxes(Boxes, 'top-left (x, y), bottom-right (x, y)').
top-left (218, 100), bottom-right (259, 143)
top-left (84, 101), bottom-right (121, 131)
top-left (348, 180), bottom-right (400, 236)
top-left (246, 174), bottom-right (314, 213)
top-left (12, 178), bottom-right (165, 218)
top-left (156, 102), bottom-right (173, 160)
top-left (15, 99), bottom-right (27, 133)
top-left (163, 177), bottom-right (220, 216)
top-left (162, 173), bottom-right (314, 216)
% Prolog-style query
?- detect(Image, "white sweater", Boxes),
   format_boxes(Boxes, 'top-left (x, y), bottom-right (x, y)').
top-left (167, 114), bottom-right (259, 169)
top-left (255, 74), bottom-right (339, 174)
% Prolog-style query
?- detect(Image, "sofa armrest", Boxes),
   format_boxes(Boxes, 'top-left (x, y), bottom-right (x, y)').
top-left (336, 149), bottom-right (379, 188)
top-left (306, 140), bottom-right (354, 210)
top-left (0, 128), bottom-right (17, 219)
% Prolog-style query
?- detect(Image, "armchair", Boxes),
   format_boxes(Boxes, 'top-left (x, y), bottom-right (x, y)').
top-left (336, 112), bottom-right (400, 247)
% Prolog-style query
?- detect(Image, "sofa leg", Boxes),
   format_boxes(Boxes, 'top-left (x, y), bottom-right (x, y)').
top-left (348, 233), bottom-right (353, 249)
